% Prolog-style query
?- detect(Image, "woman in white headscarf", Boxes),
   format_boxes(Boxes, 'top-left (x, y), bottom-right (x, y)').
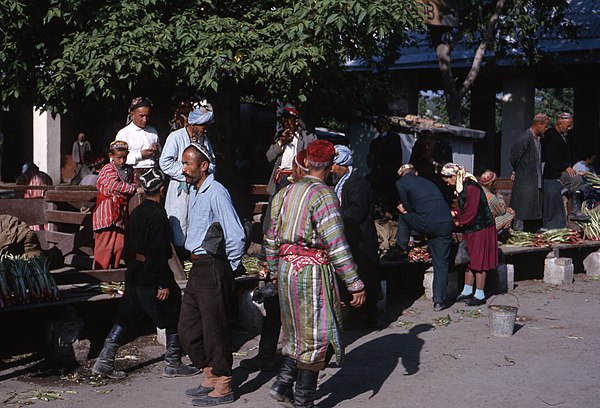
top-left (441, 163), bottom-right (497, 307)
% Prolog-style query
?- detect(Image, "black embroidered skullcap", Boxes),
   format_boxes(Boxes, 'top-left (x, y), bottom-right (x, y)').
top-left (139, 167), bottom-right (165, 193)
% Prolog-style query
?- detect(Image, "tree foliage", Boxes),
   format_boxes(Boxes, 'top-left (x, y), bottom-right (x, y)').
top-left (0, 0), bottom-right (423, 114)
top-left (429, 0), bottom-right (578, 125)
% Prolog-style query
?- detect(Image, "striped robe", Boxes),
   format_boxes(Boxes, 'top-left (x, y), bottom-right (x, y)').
top-left (264, 176), bottom-right (363, 366)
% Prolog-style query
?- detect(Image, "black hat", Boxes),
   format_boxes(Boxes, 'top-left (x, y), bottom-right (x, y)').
top-left (139, 167), bottom-right (165, 193)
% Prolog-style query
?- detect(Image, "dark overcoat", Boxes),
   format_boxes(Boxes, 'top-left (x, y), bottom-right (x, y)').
top-left (509, 129), bottom-right (542, 220)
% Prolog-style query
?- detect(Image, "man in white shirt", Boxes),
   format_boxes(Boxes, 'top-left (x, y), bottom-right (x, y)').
top-left (115, 97), bottom-right (161, 170)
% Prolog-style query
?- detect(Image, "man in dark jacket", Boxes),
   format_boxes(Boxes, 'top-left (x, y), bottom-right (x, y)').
top-left (409, 130), bottom-right (453, 199)
top-left (92, 168), bottom-right (199, 380)
top-left (509, 114), bottom-right (549, 232)
top-left (367, 116), bottom-right (403, 215)
top-left (395, 164), bottom-right (453, 312)
top-left (332, 145), bottom-right (382, 327)
top-left (542, 112), bottom-right (589, 223)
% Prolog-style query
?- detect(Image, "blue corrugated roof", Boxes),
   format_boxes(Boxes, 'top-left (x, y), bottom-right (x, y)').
top-left (347, 0), bottom-right (600, 71)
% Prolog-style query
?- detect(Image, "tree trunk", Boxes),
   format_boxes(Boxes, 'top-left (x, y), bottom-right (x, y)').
top-left (210, 81), bottom-right (254, 221)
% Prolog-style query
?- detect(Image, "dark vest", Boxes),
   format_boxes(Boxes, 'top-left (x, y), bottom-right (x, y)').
top-left (458, 179), bottom-right (494, 233)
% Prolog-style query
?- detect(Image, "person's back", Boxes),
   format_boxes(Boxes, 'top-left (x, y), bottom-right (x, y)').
top-left (396, 172), bottom-right (452, 224)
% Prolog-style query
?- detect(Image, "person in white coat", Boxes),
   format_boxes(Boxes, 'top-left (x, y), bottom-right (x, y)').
top-left (159, 102), bottom-right (215, 250)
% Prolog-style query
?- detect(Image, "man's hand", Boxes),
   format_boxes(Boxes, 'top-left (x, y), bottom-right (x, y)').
top-left (397, 203), bottom-right (407, 214)
top-left (349, 290), bottom-right (366, 307)
top-left (510, 171), bottom-right (516, 181)
top-left (156, 288), bottom-right (170, 301)
top-left (141, 148), bottom-right (156, 159)
top-left (278, 129), bottom-right (292, 146)
top-left (566, 166), bottom-right (577, 177)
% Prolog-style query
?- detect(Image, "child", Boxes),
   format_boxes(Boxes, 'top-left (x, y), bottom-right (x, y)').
top-left (93, 141), bottom-right (136, 269)
top-left (92, 167), bottom-right (199, 379)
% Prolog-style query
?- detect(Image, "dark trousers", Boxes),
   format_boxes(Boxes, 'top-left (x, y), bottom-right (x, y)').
top-left (178, 255), bottom-right (236, 377)
top-left (258, 294), bottom-right (281, 358)
top-left (397, 214), bottom-right (453, 303)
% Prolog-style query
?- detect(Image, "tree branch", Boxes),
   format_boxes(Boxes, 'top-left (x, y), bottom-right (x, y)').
top-left (459, 0), bottom-right (506, 99)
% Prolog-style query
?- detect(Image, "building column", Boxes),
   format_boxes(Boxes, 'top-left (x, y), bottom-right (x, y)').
top-left (33, 108), bottom-right (61, 184)
top-left (573, 79), bottom-right (600, 162)
top-left (470, 77), bottom-right (498, 174)
top-left (500, 70), bottom-right (535, 176)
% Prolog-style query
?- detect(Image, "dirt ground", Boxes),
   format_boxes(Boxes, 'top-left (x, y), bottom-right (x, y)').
top-left (1, 275), bottom-right (600, 408)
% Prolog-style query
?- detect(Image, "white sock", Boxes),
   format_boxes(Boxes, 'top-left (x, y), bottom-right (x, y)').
top-left (474, 289), bottom-right (485, 300)
top-left (461, 284), bottom-right (473, 296)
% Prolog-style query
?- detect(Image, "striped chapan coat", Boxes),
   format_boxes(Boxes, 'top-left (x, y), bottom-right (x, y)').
top-left (264, 176), bottom-right (363, 366)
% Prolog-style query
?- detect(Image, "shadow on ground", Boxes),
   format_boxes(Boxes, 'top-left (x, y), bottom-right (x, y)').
top-left (317, 324), bottom-right (433, 408)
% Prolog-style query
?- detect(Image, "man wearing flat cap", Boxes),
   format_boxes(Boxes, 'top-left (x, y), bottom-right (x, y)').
top-left (542, 112), bottom-right (589, 225)
top-left (264, 139), bottom-right (365, 408)
top-left (93, 167), bottom-right (199, 380)
top-left (115, 97), bottom-right (161, 171)
top-left (266, 106), bottom-right (317, 196)
top-left (331, 144), bottom-right (381, 327)
top-left (160, 101), bottom-right (216, 250)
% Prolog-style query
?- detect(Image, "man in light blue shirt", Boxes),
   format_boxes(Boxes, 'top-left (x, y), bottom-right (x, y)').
top-left (159, 102), bottom-right (215, 248)
top-left (178, 142), bottom-right (245, 406)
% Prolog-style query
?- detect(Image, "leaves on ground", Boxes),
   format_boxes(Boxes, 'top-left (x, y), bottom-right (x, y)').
top-left (394, 320), bottom-right (413, 329)
top-left (454, 309), bottom-right (483, 318)
top-left (433, 314), bottom-right (452, 327)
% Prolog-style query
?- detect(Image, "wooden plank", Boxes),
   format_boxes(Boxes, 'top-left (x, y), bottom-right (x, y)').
top-left (0, 198), bottom-right (46, 225)
top-left (45, 190), bottom-right (97, 203)
top-left (45, 228), bottom-right (93, 255)
top-left (51, 267), bottom-right (127, 285)
top-left (253, 202), bottom-right (269, 215)
top-left (250, 184), bottom-right (269, 196)
top-left (45, 209), bottom-right (91, 225)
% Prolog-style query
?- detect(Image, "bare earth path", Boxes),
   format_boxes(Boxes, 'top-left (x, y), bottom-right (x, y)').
top-left (2, 276), bottom-right (600, 408)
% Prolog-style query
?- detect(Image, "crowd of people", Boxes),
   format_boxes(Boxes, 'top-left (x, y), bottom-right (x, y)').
top-left (11, 99), bottom-right (594, 407)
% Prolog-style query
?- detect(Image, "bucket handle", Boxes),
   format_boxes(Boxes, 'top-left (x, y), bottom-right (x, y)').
top-left (488, 293), bottom-right (519, 309)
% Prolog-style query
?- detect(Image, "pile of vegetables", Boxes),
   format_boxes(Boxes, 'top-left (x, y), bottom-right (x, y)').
top-left (577, 206), bottom-right (600, 240)
top-left (0, 251), bottom-right (60, 308)
top-left (583, 172), bottom-right (600, 187)
top-left (507, 228), bottom-right (582, 248)
top-left (408, 246), bottom-right (431, 263)
top-left (241, 255), bottom-right (267, 277)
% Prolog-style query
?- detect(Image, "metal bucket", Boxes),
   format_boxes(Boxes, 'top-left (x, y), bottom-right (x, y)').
top-left (488, 293), bottom-right (519, 337)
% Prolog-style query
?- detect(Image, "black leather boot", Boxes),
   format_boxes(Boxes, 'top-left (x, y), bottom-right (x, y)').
top-left (570, 191), bottom-right (590, 221)
top-left (293, 369), bottom-right (319, 408)
top-left (163, 331), bottom-right (201, 378)
top-left (269, 357), bottom-right (298, 407)
top-left (92, 324), bottom-right (126, 379)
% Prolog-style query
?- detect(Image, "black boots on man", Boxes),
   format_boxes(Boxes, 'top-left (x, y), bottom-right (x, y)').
top-left (92, 324), bottom-right (126, 379)
top-left (570, 191), bottom-right (590, 221)
top-left (294, 369), bottom-right (319, 408)
top-left (269, 357), bottom-right (298, 407)
top-left (163, 331), bottom-right (201, 377)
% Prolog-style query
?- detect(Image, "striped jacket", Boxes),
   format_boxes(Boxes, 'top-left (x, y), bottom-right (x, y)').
top-left (264, 176), bottom-right (363, 366)
top-left (93, 162), bottom-right (136, 231)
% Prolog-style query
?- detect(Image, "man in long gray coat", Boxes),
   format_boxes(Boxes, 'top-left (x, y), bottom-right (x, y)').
top-left (509, 114), bottom-right (549, 232)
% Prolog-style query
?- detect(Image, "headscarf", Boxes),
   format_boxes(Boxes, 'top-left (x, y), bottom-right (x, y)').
top-left (333, 145), bottom-right (354, 202)
top-left (188, 100), bottom-right (214, 125)
top-left (440, 163), bottom-right (477, 194)
top-left (397, 163), bottom-right (414, 177)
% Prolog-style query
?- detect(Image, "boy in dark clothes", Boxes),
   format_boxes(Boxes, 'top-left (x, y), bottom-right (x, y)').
top-left (92, 167), bottom-right (199, 379)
